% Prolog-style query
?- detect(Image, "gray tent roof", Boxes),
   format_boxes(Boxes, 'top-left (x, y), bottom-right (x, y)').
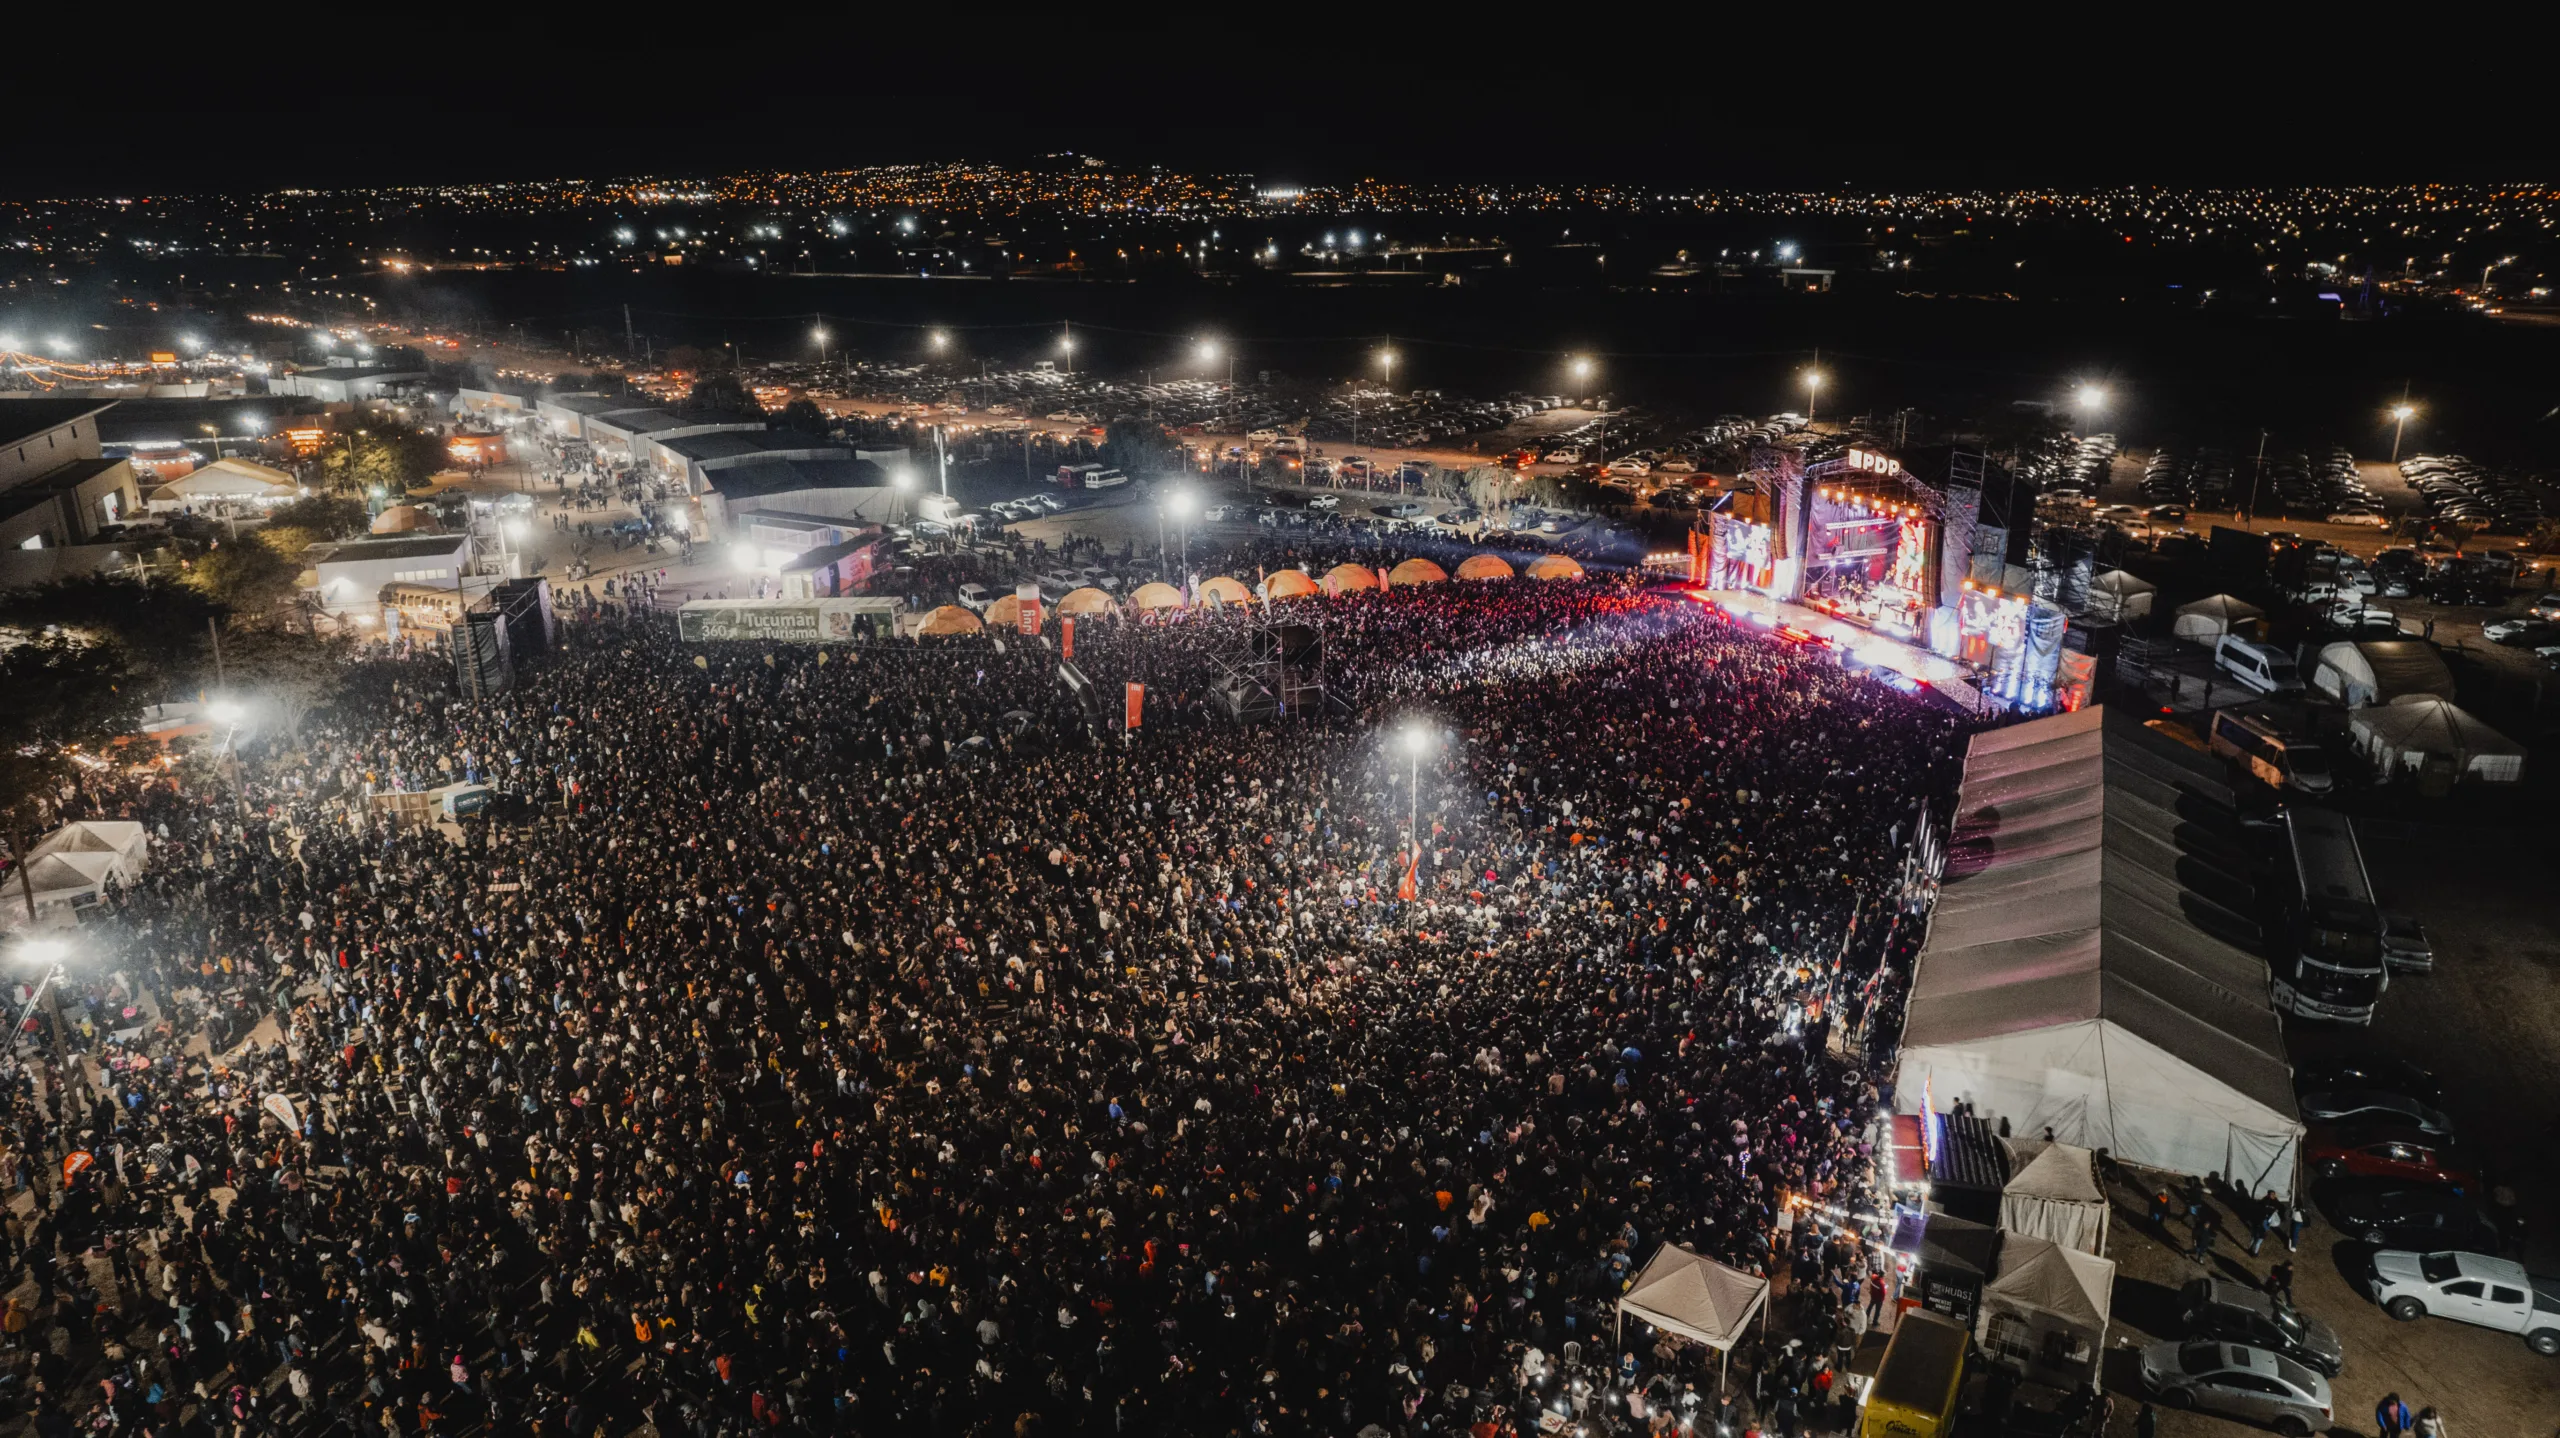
top-left (1904, 706), bottom-right (2297, 1120)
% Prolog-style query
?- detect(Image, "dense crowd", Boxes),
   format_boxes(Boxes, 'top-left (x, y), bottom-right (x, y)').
top-left (0, 569), bottom-right (1965, 1438)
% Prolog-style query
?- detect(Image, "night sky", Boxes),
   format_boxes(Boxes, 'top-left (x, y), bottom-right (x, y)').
top-left (8, 33), bottom-right (2542, 199)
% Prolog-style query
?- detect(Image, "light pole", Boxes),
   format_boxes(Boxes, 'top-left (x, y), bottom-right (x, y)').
top-left (2074, 385), bottom-right (2108, 427)
top-left (1166, 488), bottom-right (1194, 583)
top-left (812, 323), bottom-right (831, 367)
top-left (891, 466), bottom-right (915, 524)
top-left (1804, 369), bottom-right (1826, 424)
top-left (2482, 256), bottom-right (2516, 296)
top-left (2389, 403), bottom-right (2417, 463)
top-left (12, 938), bottom-right (74, 1111)
top-left (1402, 726), bottom-right (1431, 876)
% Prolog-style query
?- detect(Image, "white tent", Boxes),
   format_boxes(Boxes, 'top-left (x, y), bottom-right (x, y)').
top-left (2084, 569), bottom-right (2155, 622)
top-left (2171, 593), bottom-right (2262, 641)
top-left (7, 820), bottom-right (148, 926)
top-left (2306, 639), bottom-right (2454, 709)
top-left (2349, 697), bottom-right (2526, 786)
top-left (145, 458), bottom-right (297, 512)
top-left (1895, 706), bottom-right (2305, 1198)
top-left (2000, 1139), bottom-right (2108, 1255)
top-left (1616, 1242), bottom-right (1769, 1390)
top-left (1977, 1233), bottom-right (2116, 1391)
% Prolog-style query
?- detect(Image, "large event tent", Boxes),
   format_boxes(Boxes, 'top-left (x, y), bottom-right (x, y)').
top-left (1894, 705), bottom-right (2305, 1196)
top-left (2170, 593), bottom-right (2262, 640)
top-left (1615, 1242), bottom-right (1768, 1389)
top-left (1387, 558), bottom-right (1447, 586)
top-left (2306, 639), bottom-right (2454, 709)
top-left (1977, 1234), bottom-right (2115, 1392)
top-left (1525, 554), bottom-right (1585, 580)
top-left (1322, 564), bottom-right (1380, 594)
top-left (1056, 586), bottom-right (1118, 617)
top-left (983, 594), bottom-right (1030, 630)
top-left (9, 820), bottom-right (149, 926)
top-left (2084, 569), bottom-right (2155, 622)
top-left (915, 605), bottom-right (983, 637)
top-left (1197, 576), bottom-right (1253, 606)
top-left (1262, 569), bottom-right (1319, 601)
top-left (1455, 554), bottom-right (1516, 580)
top-left (1128, 582), bottom-right (1186, 611)
top-left (2349, 697), bottom-right (2526, 786)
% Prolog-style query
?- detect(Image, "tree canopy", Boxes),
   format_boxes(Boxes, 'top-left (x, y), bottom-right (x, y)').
top-left (185, 534), bottom-right (302, 621)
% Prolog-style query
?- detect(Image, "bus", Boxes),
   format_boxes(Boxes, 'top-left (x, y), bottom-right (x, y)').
top-left (2208, 708), bottom-right (2334, 795)
top-left (2272, 806), bottom-right (2387, 1024)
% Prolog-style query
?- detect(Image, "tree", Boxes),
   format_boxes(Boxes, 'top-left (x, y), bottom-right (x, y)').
top-left (214, 625), bottom-right (346, 745)
top-left (1464, 466), bottom-right (1514, 525)
top-left (687, 372), bottom-right (760, 414)
top-left (257, 494), bottom-right (371, 559)
top-left (185, 534), bottom-right (302, 622)
top-left (316, 430), bottom-right (443, 496)
top-left (0, 635), bottom-right (144, 887)
top-left (0, 576), bottom-right (219, 697)
top-left (773, 399), bottom-right (831, 438)
top-left (1104, 419), bottom-right (1180, 477)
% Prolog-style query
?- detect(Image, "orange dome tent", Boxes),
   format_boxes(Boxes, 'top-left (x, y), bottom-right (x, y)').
top-left (916, 605), bottom-right (984, 637)
top-left (1262, 569), bottom-right (1319, 601)
top-left (983, 594), bottom-right (1028, 629)
top-left (1322, 563), bottom-right (1380, 594)
top-left (1387, 558), bottom-right (1448, 586)
top-left (1455, 553), bottom-right (1515, 580)
top-left (1057, 586), bottom-right (1118, 617)
top-left (1526, 554), bottom-right (1586, 580)
top-left (1197, 575), bottom-right (1253, 607)
top-left (1129, 582), bottom-right (1187, 611)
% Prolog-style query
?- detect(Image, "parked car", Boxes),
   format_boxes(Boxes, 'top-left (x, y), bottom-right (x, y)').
top-left (1200, 504), bottom-right (1233, 522)
top-left (2368, 1249), bottom-right (2560, 1354)
top-left (2298, 1090), bottom-right (2454, 1135)
top-left (955, 583), bottom-right (995, 613)
top-left (2294, 1054), bottom-right (2440, 1106)
top-left (2306, 1124), bottom-right (2477, 1190)
top-left (2380, 915), bottom-right (2433, 974)
top-left (1306, 494), bottom-right (1340, 511)
top-left (2136, 1341), bottom-right (2331, 1436)
top-left (2483, 617), bottom-right (2554, 645)
top-left (2325, 1182), bottom-right (2503, 1255)
top-left (2180, 1278), bottom-right (2344, 1376)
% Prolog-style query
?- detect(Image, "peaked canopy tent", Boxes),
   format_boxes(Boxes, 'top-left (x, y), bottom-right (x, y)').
top-left (2170, 593), bottom-right (2263, 641)
top-left (145, 458), bottom-right (297, 511)
top-left (2084, 569), bottom-right (2156, 622)
top-left (8, 820), bottom-right (149, 927)
top-left (1615, 1243), bottom-right (1769, 1391)
top-left (1976, 1233), bottom-right (2116, 1392)
top-left (2349, 697), bottom-right (2526, 786)
top-left (2000, 1139), bottom-right (2108, 1255)
top-left (2308, 639), bottom-right (2455, 709)
top-left (1894, 705), bottom-right (2306, 1198)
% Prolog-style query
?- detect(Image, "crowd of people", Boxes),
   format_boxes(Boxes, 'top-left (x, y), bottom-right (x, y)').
top-left (0, 565), bottom-right (1969, 1437)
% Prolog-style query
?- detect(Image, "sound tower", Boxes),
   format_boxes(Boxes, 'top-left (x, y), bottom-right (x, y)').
top-left (454, 609), bottom-right (514, 702)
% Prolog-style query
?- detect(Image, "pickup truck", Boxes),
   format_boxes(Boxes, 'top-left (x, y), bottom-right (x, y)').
top-left (2369, 1249), bottom-right (2560, 1354)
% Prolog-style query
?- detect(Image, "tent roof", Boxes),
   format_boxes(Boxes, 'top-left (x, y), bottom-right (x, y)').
top-left (155, 458), bottom-right (296, 497)
top-left (1057, 586), bottom-right (1118, 615)
top-left (2315, 641), bottom-right (2456, 704)
top-left (1322, 564), bottom-right (1380, 593)
top-left (2088, 569), bottom-right (2155, 597)
top-left (1198, 576), bottom-right (1253, 604)
top-left (1617, 1243), bottom-right (1769, 1351)
top-left (32, 820), bottom-right (145, 858)
top-left (915, 605), bottom-right (982, 636)
top-left (1526, 554), bottom-right (1585, 580)
top-left (2175, 593), bottom-right (2262, 621)
top-left (2003, 1140), bottom-right (2103, 1204)
top-left (1985, 1233), bottom-right (2114, 1331)
top-left (1456, 553), bottom-right (1515, 580)
top-left (2349, 696), bottom-right (2525, 761)
top-left (1128, 582), bottom-right (1186, 610)
top-left (1388, 558), bottom-right (1447, 585)
top-left (1902, 705), bottom-right (2300, 1125)
top-left (1264, 568), bottom-right (1319, 599)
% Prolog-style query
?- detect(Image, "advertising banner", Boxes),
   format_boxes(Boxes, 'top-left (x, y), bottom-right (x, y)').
top-left (1016, 583), bottom-right (1042, 636)
top-left (1124, 682), bottom-right (1145, 731)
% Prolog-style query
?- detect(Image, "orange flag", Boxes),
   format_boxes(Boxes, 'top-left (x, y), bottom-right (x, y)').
top-left (1396, 845), bottom-right (1419, 902)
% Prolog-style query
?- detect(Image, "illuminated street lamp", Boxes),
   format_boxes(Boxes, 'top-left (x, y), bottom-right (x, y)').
top-left (811, 324), bottom-right (831, 364)
top-left (2482, 255), bottom-right (2517, 295)
top-left (2075, 384), bottom-right (2108, 416)
top-left (10, 938), bottom-right (73, 1075)
top-left (1803, 369), bottom-right (1826, 423)
top-left (1162, 488), bottom-right (1195, 575)
top-left (1400, 725), bottom-right (1433, 871)
top-left (2389, 402), bottom-right (2418, 463)
top-left (929, 330), bottom-right (949, 352)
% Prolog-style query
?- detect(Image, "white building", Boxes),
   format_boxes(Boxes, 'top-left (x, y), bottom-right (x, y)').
top-left (306, 533), bottom-right (476, 618)
top-left (269, 365), bottom-right (429, 403)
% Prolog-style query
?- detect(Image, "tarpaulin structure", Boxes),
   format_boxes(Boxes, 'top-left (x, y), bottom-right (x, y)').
top-left (2307, 639), bottom-right (2455, 709)
top-left (1455, 554), bottom-right (1515, 580)
top-left (9, 821), bottom-right (148, 926)
top-left (1976, 1233), bottom-right (2115, 1391)
top-left (1128, 583), bottom-right (1186, 611)
top-left (1387, 558), bottom-right (1448, 586)
top-left (2085, 569), bottom-right (2155, 622)
top-left (1321, 564), bottom-right (1380, 594)
top-left (2170, 593), bottom-right (2263, 640)
top-left (1262, 569), bottom-right (1320, 601)
top-left (915, 605), bottom-right (984, 637)
top-left (1197, 576), bottom-right (1253, 606)
top-left (1525, 554), bottom-right (1586, 581)
top-left (1615, 1242), bottom-right (1768, 1390)
top-left (1056, 586), bottom-right (1119, 617)
top-left (2349, 697), bottom-right (2526, 786)
top-left (1999, 1139), bottom-right (2108, 1255)
top-left (983, 594), bottom-right (1031, 630)
top-left (1895, 705), bottom-right (2305, 1197)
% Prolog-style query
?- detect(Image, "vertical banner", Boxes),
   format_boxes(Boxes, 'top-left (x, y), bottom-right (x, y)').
top-left (1061, 616), bottom-right (1075, 659)
top-left (1123, 682), bottom-right (1145, 731)
top-left (1015, 582), bottom-right (1042, 635)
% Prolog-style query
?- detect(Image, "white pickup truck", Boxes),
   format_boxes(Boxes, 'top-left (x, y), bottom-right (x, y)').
top-left (2370, 1249), bottom-right (2560, 1355)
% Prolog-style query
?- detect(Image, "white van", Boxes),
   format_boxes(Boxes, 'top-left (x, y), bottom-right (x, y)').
top-left (2214, 635), bottom-right (2302, 693)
